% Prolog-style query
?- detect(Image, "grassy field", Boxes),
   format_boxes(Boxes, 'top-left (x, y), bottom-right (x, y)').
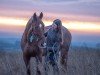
top-left (0, 47), bottom-right (100, 75)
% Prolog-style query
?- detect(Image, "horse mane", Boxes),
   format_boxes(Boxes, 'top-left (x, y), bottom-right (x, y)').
top-left (24, 16), bottom-right (33, 33)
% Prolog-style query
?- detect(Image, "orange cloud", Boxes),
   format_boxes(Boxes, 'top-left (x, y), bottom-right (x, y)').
top-left (0, 16), bottom-right (100, 33)
top-left (0, 17), bottom-right (27, 26)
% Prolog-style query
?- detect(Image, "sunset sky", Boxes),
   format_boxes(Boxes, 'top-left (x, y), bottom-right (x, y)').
top-left (0, 0), bottom-right (100, 46)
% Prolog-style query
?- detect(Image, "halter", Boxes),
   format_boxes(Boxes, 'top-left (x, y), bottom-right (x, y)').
top-left (29, 29), bottom-right (42, 43)
top-left (30, 34), bottom-right (39, 42)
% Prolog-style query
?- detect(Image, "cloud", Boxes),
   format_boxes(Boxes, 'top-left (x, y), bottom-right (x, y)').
top-left (0, 0), bottom-right (100, 22)
top-left (35, 0), bottom-right (99, 2)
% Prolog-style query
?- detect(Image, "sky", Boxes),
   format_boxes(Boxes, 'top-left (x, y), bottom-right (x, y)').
top-left (0, 0), bottom-right (100, 46)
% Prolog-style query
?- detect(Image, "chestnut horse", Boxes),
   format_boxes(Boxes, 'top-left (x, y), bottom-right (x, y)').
top-left (21, 12), bottom-right (45, 75)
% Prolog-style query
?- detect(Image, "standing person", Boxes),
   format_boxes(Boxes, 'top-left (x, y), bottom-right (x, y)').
top-left (44, 19), bottom-right (63, 75)
top-left (44, 19), bottom-right (72, 75)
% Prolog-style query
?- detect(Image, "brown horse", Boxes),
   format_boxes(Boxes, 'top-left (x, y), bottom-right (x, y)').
top-left (21, 12), bottom-right (45, 75)
top-left (60, 26), bottom-right (72, 72)
top-left (44, 19), bottom-right (72, 74)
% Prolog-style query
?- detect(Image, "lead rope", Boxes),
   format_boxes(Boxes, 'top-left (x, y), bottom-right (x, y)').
top-left (52, 42), bottom-right (60, 64)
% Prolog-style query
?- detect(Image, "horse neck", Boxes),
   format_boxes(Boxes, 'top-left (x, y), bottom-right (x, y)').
top-left (22, 17), bottom-right (33, 43)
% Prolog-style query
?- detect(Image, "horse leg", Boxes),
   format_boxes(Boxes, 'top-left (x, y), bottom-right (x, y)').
top-left (60, 48), bottom-right (68, 72)
top-left (23, 55), bottom-right (31, 75)
top-left (44, 55), bottom-right (50, 75)
top-left (36, 54), bottom-right (43, 75)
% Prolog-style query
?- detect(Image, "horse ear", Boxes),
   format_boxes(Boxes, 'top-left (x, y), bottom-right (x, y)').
top-left (39, 12), bottom-right (43, 19)
top-left (33, 12), bottom-right (37, 21)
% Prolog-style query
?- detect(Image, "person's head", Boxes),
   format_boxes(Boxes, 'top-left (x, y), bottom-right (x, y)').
top-left (52, 19), bottom-right (62, 30)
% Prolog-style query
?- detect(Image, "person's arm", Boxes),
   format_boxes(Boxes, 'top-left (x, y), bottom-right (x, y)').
top-left (44, 28), bottom-right (50, 37)
top-left (44, 28), bottom-right (51, 37)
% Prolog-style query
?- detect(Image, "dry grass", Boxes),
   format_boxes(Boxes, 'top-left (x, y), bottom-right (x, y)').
top-left (67, 47), bottom-right (100, 75)
top-left (0, 47), bottom-right (100, 75)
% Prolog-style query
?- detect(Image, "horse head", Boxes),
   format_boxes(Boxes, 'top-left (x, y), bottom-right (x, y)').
top-left (27, 12), bottom-right (45, 44)
top-left (31, 12), bottom-right (44, 36)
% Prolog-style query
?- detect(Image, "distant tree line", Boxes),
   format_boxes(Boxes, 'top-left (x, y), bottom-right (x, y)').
top-left (0, 40), bottom-right (21, 51)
